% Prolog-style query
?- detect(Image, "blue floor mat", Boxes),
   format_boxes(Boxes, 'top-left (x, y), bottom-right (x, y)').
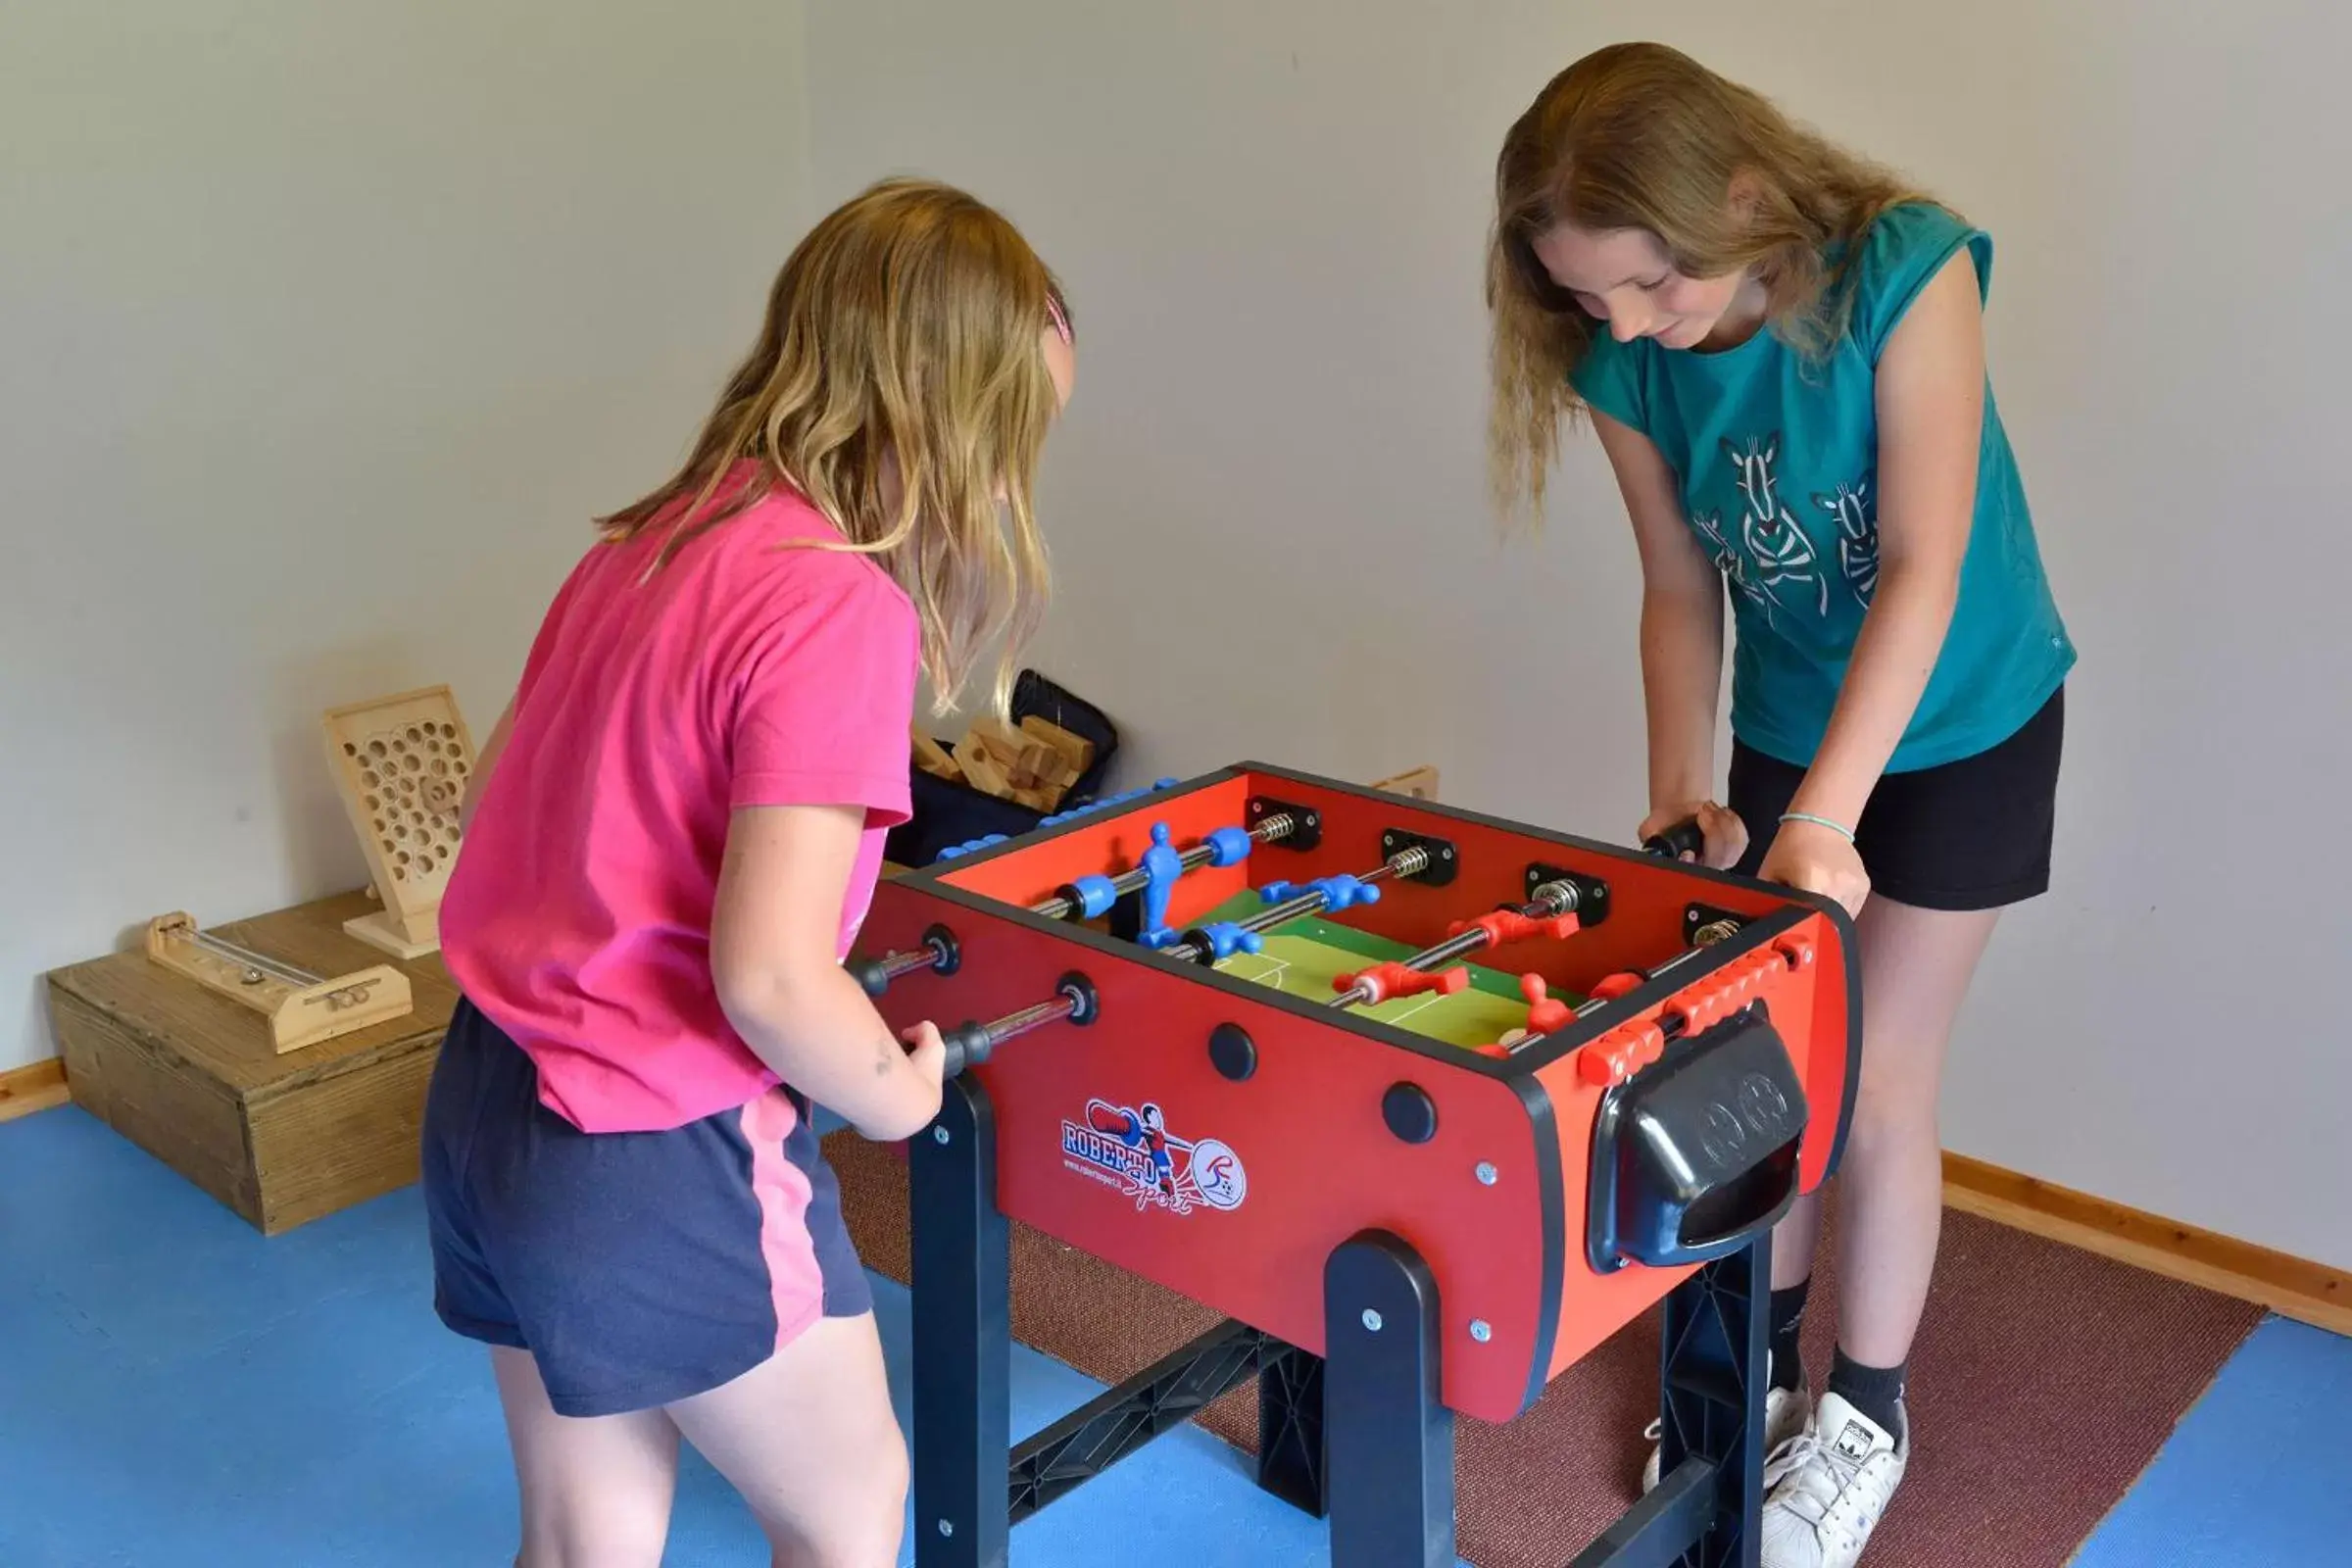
top-left (9, 1102), bottom-right (2341, 1568)
top-left (2069, 1312), bottom-right (2352, 1568)
top-left (0, 1106), bottom-right (1398, 1566)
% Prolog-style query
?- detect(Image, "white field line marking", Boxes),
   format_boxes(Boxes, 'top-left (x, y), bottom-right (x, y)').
top-left (1216, 954), bottom-right (1292, 989)
top-left (1380, 994), bottom-right (1442, 1028)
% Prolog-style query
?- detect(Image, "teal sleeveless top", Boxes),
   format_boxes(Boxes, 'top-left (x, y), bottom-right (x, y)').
top-left (1570, 201), bottom-right (2073, 773)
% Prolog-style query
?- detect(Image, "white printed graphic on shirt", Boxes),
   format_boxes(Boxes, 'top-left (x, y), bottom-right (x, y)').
top-left (1812, 480), bottom-right (1880, 608)
top-left (1690, 506), bottom-right (1781, 631)
top-left (1722, 434), bottom-right (1828, 617)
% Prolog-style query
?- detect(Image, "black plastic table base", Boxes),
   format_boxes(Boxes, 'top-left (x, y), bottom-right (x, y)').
top-left (1256, 1335), bottom-right (1328, 1517)
top-left (909, 1075), bottom-right (1327, 1568)
top-left (1008, 1317), bottom-right (1274, 1525)
top-left (1568, 1456), bottom-right (1723, 1568)
top-left (906, 1071), bottom-right (1770, 1568)
top-left (1642, 1236), bottom-right (1772, 1568)
top-left (1323, 1231), bottom-right (1457, 1566)
top-left (909, 1074), bottom-right (1011, 1568)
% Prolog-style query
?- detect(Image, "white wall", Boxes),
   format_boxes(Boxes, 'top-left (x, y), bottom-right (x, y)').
top-left (805, 1), bottom-right (2352, 1269)
top-left (10, 0), bottom-right (2344, 1274)
top-left (0, 2), bottom-right (813, 1068)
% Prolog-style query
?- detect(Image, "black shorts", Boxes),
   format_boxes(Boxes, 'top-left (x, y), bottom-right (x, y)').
top-left (421, 998), bottom-right (872, 1417)
top-left (1728, 686), bottom-right (2065, 912)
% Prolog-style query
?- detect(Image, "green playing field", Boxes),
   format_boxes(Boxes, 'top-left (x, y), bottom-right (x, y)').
top-left (1185, 890), bottom-right (1576, 1052)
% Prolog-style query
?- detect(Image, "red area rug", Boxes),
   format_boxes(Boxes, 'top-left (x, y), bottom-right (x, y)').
top-left (826, 1133), bottom-right (2258, 1567)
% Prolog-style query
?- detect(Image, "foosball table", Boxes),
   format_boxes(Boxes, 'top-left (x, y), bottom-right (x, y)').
top-left (851, 762), bottom-right (1861, 1568)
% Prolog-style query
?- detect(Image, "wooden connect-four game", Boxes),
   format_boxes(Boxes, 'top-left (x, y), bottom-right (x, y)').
top-left (850, 762), bottom-right (1862, 1568)
top-left (320, 686), bottom-right (476, 959)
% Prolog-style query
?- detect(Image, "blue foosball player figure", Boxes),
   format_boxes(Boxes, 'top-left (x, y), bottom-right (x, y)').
top-left (1136, 823), bottom-right (1186, 948)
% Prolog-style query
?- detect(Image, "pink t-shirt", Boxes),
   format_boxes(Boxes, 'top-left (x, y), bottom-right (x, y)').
top-left (439, 470), bottom-right (918, 1134)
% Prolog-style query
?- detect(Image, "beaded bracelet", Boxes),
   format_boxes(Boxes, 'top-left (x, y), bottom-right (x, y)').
top-left (1779, 811), bottom-right (1855, 843)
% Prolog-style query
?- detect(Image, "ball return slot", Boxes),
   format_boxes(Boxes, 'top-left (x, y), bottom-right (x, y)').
top-left (1587, 1001), bottom-right (1810, 1275)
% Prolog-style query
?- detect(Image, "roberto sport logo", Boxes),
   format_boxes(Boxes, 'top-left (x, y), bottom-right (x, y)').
top-left (1060, 1098), bottom-right (1247, 1216)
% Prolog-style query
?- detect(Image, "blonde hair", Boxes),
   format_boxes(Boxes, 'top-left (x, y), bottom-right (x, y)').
top-left (1486, 42), bottom-right (1936, 526)
top-left (599, 177), bottom-right (1072, 717)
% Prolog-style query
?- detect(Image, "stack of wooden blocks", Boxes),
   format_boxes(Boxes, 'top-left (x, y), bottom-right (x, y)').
top-left (912, 715), bottom-right (1096, 812)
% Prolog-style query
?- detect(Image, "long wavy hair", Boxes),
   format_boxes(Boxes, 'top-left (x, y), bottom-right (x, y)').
top-left (598, 177), bottom-right (1071, 717)
top-left (1486, 42), bottom-right (1936, 526)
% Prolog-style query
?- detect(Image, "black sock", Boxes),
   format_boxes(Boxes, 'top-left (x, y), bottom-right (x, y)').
top-left (1767, 1281), bottom-right (1809, 1395)
top-left (1827, 1348), bottom-right (1906, 1442)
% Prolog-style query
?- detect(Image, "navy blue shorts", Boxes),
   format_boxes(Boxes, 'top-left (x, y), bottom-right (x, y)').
top-left (420, 997), bottom-right (872, 1417)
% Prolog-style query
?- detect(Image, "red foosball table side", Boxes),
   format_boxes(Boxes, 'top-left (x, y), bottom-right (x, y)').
top-left (861, 763), bottom-right (1860, 1427)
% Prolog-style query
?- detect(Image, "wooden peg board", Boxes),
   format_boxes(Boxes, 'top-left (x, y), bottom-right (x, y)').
top-left (321, 685), bottom-right (475, 958)
top-left (1370, 764), bottom-right (1440, 801)
top-left (143, 911), bottom-right (414, 1054)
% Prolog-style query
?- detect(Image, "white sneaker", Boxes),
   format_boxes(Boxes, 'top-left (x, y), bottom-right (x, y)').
top-left (1641, 1383), bottom-right (1812, 1494)
top-left (1757, 1391), bottom-right (1907, 1568)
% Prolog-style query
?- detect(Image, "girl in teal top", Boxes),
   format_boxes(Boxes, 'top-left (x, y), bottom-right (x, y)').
top-left (1487, 42), bottom-right (2073, 1568)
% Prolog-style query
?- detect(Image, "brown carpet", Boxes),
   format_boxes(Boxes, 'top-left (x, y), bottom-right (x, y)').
top-left (827, 1133), bottom-right (2260, 1568)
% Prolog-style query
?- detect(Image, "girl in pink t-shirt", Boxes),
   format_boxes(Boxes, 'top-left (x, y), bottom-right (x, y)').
top-left (421, 177), bottom-right (1076, 1566)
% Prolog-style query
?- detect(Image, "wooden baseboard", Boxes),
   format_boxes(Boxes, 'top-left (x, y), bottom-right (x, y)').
top-left (1943, 1152), bottom-right (2351, 1336)
top-left (0, 1057), bottom-right (71, 1124)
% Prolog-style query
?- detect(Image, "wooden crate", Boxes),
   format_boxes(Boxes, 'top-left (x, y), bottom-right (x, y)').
top-left (44, 891), bottom-right (458, 1236)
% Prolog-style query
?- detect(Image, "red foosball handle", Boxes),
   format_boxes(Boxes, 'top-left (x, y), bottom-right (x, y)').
top-left (1445, 909), bottom-right (1580, 948)
top-left (1335, 961), bottom-right (1471, 1006)
top-left (1590, 971), bottom-right (1644, 1002)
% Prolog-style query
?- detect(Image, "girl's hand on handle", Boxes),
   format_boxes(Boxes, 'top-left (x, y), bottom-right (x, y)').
top-left (712, 803), bottom-right (960, 1142)
top-left (901, 1020), bottom-right (948, 1119)
top-left (1757, 817), bottom-right (1871, 917)
top-left (1638, 800), bottom-right (1748, 870)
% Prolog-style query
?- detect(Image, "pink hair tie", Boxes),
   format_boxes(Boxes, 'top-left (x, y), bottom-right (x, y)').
top-left (1045, 294), bottom-right (1071, 344)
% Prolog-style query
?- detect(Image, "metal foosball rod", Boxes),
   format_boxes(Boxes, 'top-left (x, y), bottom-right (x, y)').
top-left (1161, 843), bottom-right (1433, 964)
top-left (1481, 815), bottom-right (1734, 1056)
top-left (933, 972), bottom-right (1099, 1077)
top-left (1327, 872), bottom-right (1589, 1010)
top-left (848, 813), bottom-right (1312, 997)
top-left (1029, 811), bottom-right (1302, 925)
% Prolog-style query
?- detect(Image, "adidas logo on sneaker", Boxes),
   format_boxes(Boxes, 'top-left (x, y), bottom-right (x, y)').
top-left (1830, 1419), bottom-right (1875, 1464)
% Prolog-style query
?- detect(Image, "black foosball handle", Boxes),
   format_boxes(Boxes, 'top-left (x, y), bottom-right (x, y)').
top-left (938, 1020), bottom-right (997, 1079)
top-left (847, 924), bottom-right (961, 998)
top-left (1643, 818), bottom-right (1707, 860)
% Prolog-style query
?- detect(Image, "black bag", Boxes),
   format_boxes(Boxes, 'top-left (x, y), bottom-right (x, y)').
top-left (887, 668), bottom-right (1122, 867)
